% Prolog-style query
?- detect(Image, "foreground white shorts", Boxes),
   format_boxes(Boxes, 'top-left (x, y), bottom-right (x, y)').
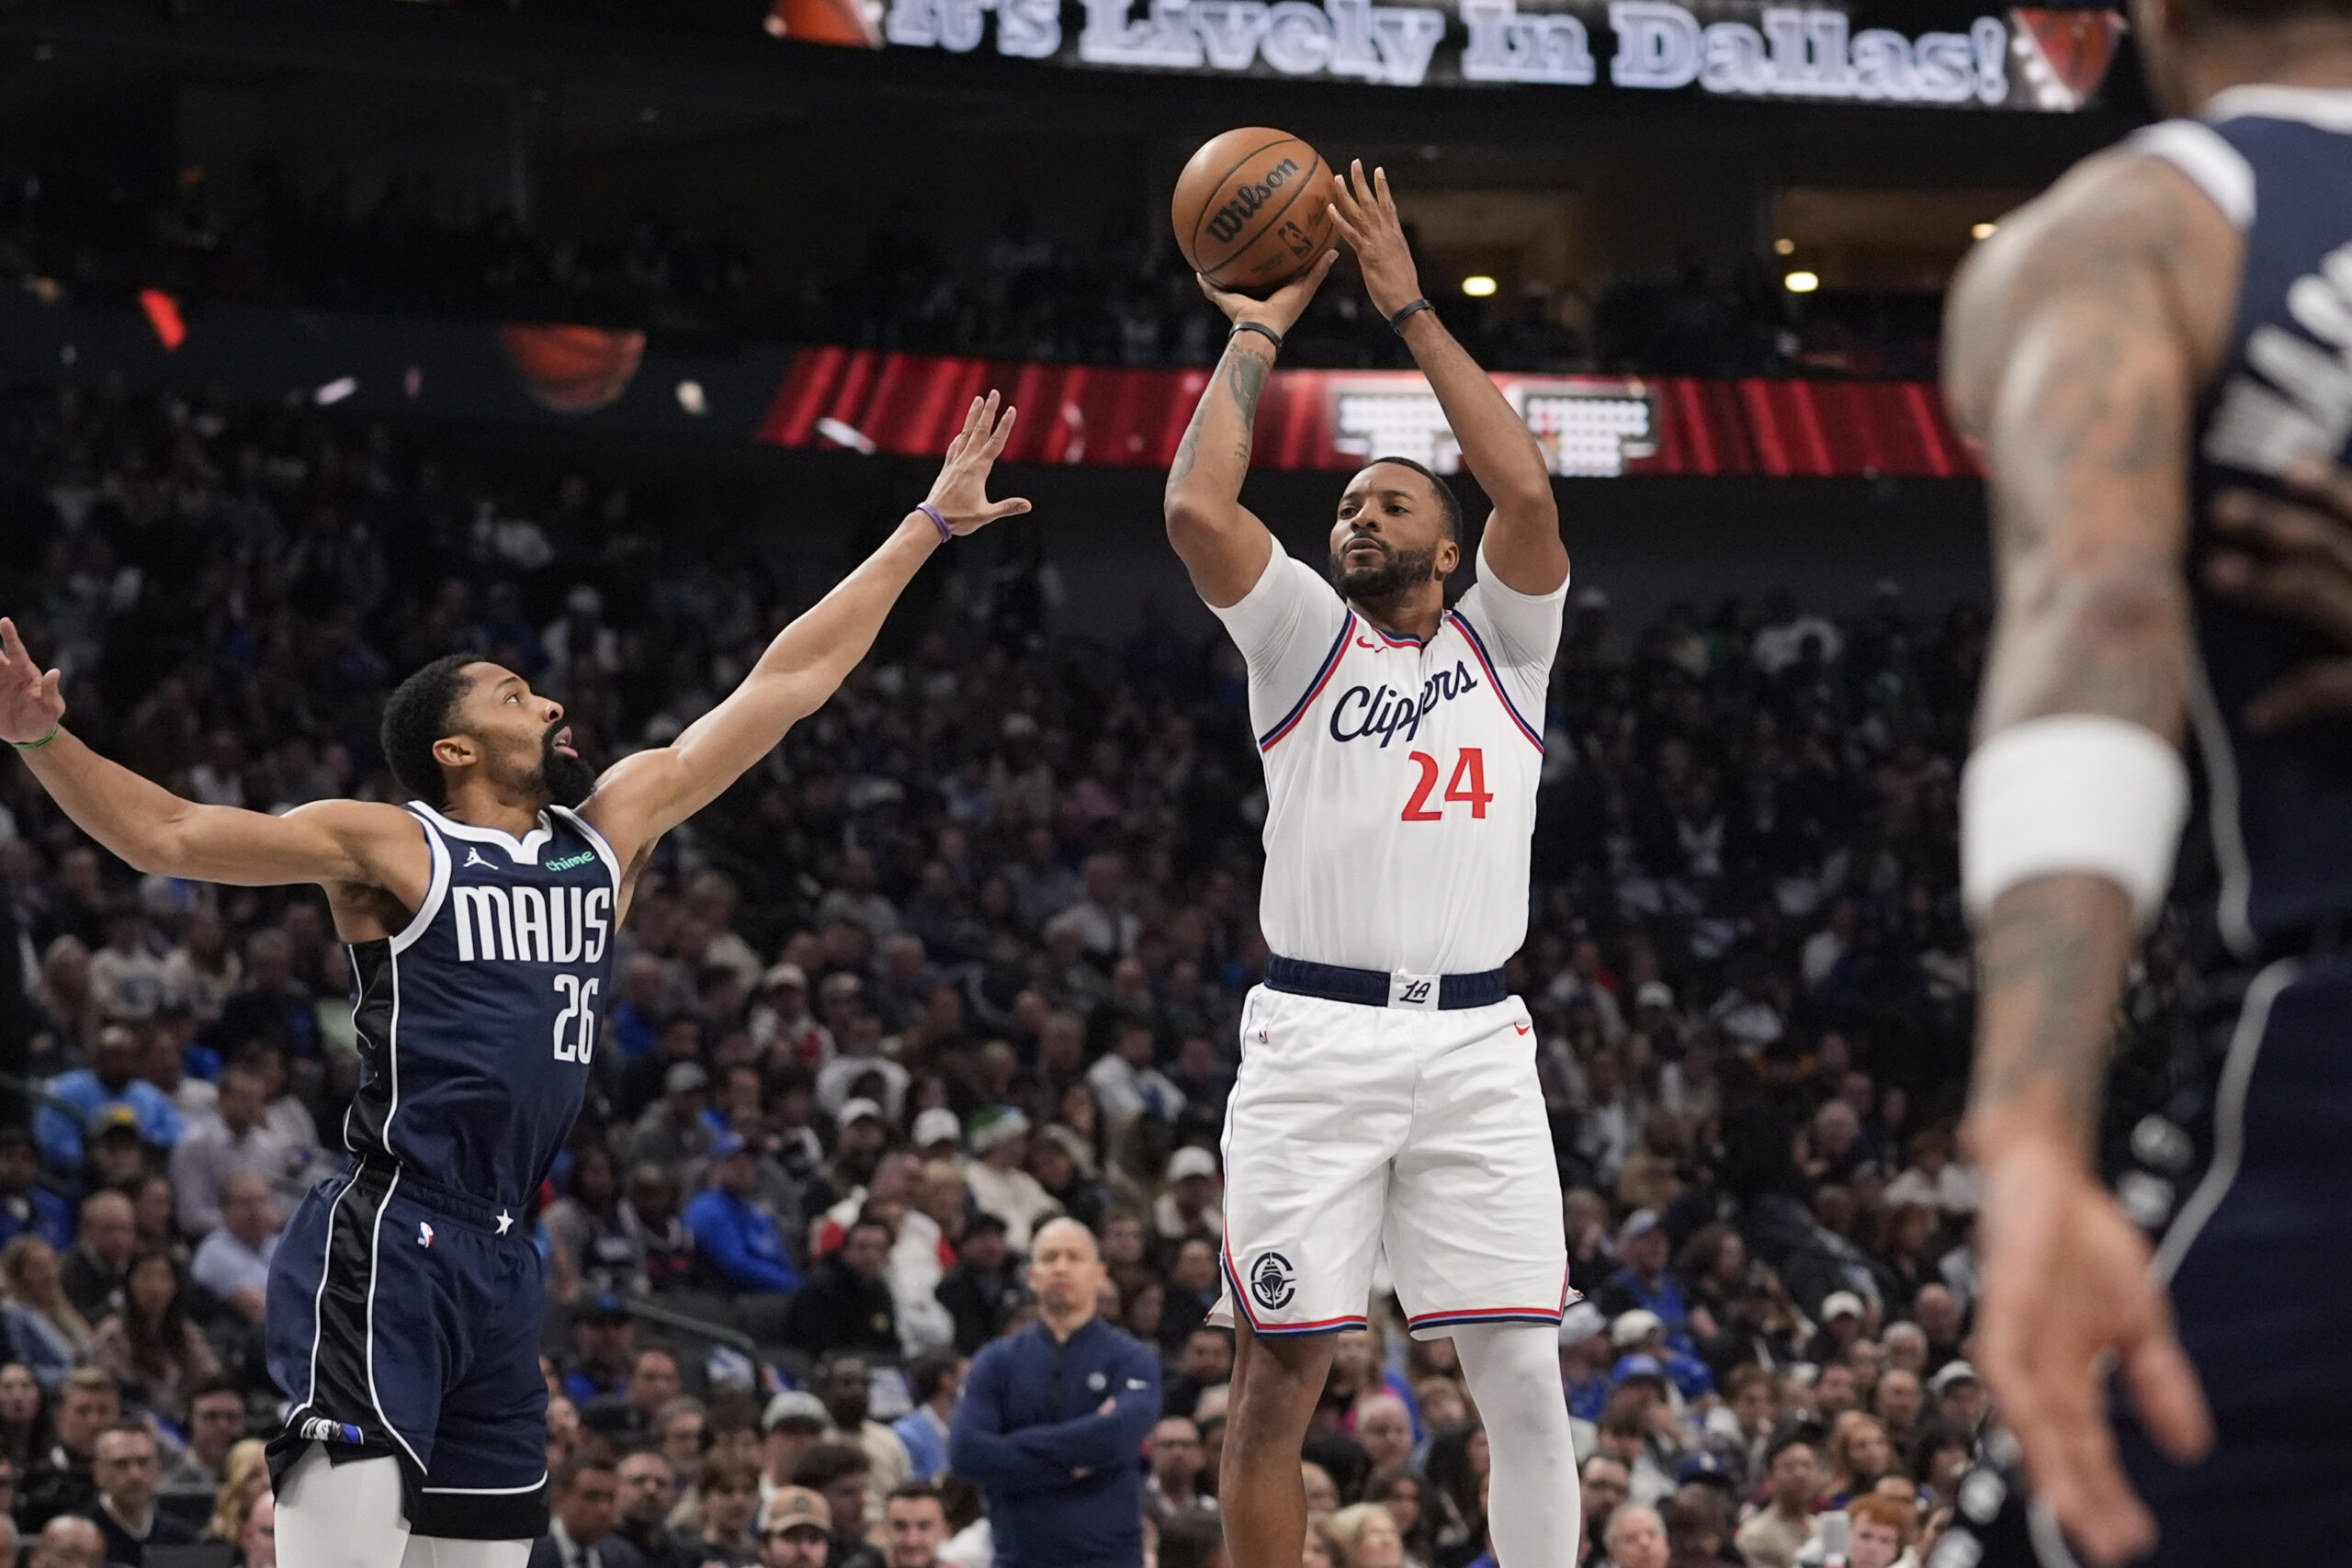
top-left (1212, 984), bottom-right (1574, 1339)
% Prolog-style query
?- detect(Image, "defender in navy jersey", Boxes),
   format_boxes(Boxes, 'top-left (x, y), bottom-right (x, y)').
top-left (1941, 0), bottom-right (2352, 1561)
top-left (0, 391), bottom-right (1032, 1568)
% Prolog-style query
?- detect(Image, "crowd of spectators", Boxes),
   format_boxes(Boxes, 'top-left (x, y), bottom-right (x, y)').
top-left (4, 163), bottom-right (1937, 378)
top-left (0, 370), bottom-right (2206, 1568)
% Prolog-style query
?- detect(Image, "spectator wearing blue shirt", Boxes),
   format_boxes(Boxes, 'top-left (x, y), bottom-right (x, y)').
top-left (684, 1130), bottom-right (800, 1295)
top-left (949, 1217), bottom-right (1159, 1568)
top-left (1595, 1210), bottom-right (1697, 1357)
top-left (1558, 1302), bottom-right (1615, 1425)
top-left (35, 1027), bottom-right (184, 1175)
top-left (0, 1130), bottom-right (72, 1252)
top-left (892, 1351), bottom-right (963, 1482)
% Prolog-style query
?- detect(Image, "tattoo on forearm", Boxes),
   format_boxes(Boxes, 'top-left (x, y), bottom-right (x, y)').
top-left (1227, 350), bottom-right (1270, 464)
top-left (1967, 879), bottom-right (2133, 1147)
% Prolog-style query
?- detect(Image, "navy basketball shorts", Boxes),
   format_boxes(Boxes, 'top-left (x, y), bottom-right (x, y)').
top-left (1934, 953), bottom-right (2352, 1567)
top-left (266, 1161), bottom-right (551, 1540)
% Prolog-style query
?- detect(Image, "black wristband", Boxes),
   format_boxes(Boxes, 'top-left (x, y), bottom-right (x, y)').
top-left (1230, 321), bottom-right (1283, 352)
top-left (1388, 298), bottom-right (1436, 333)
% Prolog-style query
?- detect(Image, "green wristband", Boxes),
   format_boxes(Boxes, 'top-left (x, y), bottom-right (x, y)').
top-left (11, 724), bottom-right (58, 751)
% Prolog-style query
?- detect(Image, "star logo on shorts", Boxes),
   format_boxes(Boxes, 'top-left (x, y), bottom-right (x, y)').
top-left (1250, 1251), bottom-right (1297, 1312)
top-left (495, 1210), bottom-right (514, 1235)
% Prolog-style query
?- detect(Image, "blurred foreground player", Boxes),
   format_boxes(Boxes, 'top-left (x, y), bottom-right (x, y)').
top-left (1163, 162), bottom-right (1577, 1568)
top-left (0, 393), bottom-right (1033, 1568)
top-left (1942, 0), bottom-right (2352, 1558)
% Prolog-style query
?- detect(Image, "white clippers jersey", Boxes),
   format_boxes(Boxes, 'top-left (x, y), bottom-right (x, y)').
top-left (1210, 547), bottom-right (1565, 976)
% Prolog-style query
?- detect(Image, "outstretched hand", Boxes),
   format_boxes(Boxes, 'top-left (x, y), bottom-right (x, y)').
top-left (925, 391), bottom-right (1033, 534)
top-left (0, 618), bottom-right (64, 746)
top-left (1974, 1143), bottom-right (2212, 1566)
top-left (1195, 248), bottom-right (1340, 340)
top-left (1325, 160), bottom-right (1423, 321)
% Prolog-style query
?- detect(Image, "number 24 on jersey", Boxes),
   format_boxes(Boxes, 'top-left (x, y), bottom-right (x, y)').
top-left (1402, 748), bottom-right (1492, 822)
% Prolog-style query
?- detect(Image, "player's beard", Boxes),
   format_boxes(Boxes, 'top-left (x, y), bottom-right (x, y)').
top-left (1332, 538), bottom-right (1438, 607)
top-left (529, 721), bottom-right (598, 809)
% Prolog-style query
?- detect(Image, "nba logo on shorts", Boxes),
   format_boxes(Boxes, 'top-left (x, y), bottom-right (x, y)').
top-left (1250, 1251), bottom-right (1296, 1311)
top-left (418, 1221), bottom-right (435, 1248)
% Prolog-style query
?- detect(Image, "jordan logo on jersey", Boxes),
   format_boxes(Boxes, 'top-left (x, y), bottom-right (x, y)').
top-left (451, 884), bottom-right (613, 964)
top-left (462, 847), bottom-right (492, 870)
top-left (1328, 660), bottom-right (1482, 749)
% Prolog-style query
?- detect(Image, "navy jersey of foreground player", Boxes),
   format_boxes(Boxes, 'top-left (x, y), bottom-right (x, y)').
top-left (2177, 94), bottom-right (2352, 954)
top-left (343, 802), bottom-right (619, 1208)
top-left (266, 801), bottom-right (620, 1539)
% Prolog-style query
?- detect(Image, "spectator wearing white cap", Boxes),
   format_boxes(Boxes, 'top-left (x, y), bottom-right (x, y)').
top-left (1557, 1302), bottom-right (1612, 1440)
top-left (1151, 1146), bottom-right (1221, 1255)
top-left (1927, 1361), bottom-right (1984, 1434)
top-left (752, 962), bottom-right (834, 1073)
top-left (1086, 1021), bottom-right (1186, 1133)
top-left (960, 1110), bottom-right (1060, 1252)
top-left (1805, 1292), bottom-right (1869, 1364)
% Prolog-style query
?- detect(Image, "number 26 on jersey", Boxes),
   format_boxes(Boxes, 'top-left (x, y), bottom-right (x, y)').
top-left (1402, 748), bottom-right (1491, 821)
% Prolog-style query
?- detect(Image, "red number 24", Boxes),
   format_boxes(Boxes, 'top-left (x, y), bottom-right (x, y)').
top-left (1402, 748), bottom-right (1492, 821)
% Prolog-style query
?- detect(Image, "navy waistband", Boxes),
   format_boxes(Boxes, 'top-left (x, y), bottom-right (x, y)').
top-left (1266, 955), bottom-right (1510, 1010)
top-left (347, 1157), bottom-right (515, 1234)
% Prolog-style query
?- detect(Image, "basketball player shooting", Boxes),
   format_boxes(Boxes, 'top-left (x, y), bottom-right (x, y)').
top-left (1164, 161), bottom-right (1579, 1568)
top-left (1940, 0), bottom-right (2352, 1560)
top-left (0, 393), bottom-right (1030, 1568)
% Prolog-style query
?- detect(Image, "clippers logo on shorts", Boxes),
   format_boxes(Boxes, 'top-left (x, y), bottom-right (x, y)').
top-left (300, 1417), bottom-right (366, 1446)
top-left (1250, 1251), bottom-right (1298, 1312)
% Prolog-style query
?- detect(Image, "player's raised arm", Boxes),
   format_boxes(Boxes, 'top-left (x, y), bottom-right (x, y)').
top-left (586, 391), bottom-right (1030, 861)
top-left (1941, 152), bottom-right (2234, 1566)
top-left (1163, 250), bottom-right (1339, 607)
top-left (1326, 161), bottom-right (1566, 597)
top-left (0, 617), bottom-right (419, 894)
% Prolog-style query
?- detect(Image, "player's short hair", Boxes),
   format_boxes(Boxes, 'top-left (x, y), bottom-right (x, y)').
top-left (1364, 455), bottom-right (1464, 540)
top-left (380, 653), bottom-right (481, 809)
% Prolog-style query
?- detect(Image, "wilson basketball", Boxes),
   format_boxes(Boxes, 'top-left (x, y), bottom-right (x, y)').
top-left (1171, 128), bottom-right (1337, 293)
top-left (497, 323), bottom-right (647, 414)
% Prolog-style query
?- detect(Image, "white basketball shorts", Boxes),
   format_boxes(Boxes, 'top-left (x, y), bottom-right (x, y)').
top-left (1213, 984), bottom-right (1574, 1339)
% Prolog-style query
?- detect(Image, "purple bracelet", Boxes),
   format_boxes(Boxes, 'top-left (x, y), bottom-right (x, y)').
top-left (918, 502), bottom-right (953, 541)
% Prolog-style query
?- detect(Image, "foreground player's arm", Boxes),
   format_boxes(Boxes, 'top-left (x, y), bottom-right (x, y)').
top-left (1943, 153), bottom-right (2232, 1565)
top-left (1327, 161), bottom-right (1566, 596)
top-left (586, 393), bottom-right (1029, 863)
top-left (1165, 252), bottom-right (1340, 607)
top-left (0, 618), bottom-right (421, 895)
